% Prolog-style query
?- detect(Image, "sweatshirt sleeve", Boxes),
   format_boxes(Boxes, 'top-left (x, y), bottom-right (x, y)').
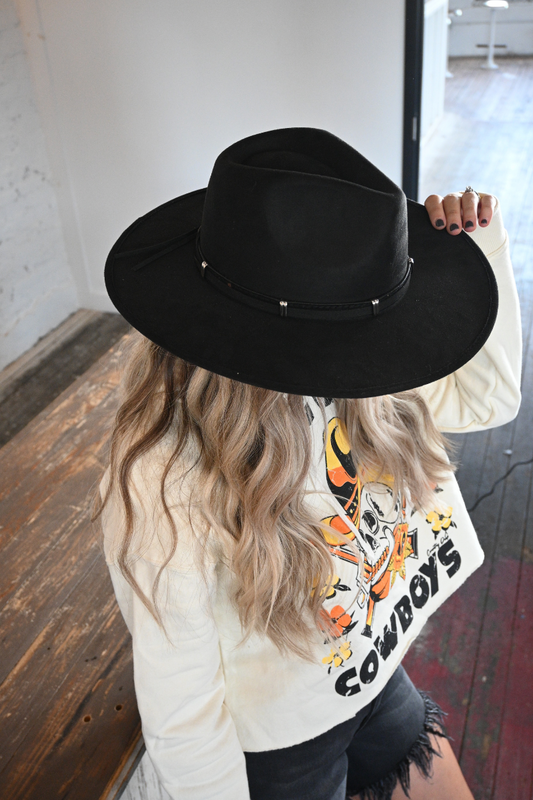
top-left (418, 196), bottom-right (522, 433)
top-left (100, 468), bottom-right (251, 800)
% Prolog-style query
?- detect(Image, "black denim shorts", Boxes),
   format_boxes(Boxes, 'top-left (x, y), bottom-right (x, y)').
top-left (244, 666), bottom-right (448, 800)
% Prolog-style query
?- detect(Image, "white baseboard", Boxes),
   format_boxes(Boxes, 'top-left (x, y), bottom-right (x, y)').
top-left (449, 6), bottom-right (533, 57)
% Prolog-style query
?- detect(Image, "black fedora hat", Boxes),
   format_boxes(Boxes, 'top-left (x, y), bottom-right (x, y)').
top-left (105, 128), bottom-right (498, 398)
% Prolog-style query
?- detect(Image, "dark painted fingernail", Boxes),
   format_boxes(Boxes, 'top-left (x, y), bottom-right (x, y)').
top-left (436, 219), bottom-right (445, 228)
top-left (481, 219), bottom-right (488, 225)
top-left (465, 221), bottom-right (474, 229)
top-left (450, 223), bottom-right (459, 231)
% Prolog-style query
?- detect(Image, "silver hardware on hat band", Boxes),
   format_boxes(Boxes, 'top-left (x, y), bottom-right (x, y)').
top-left (195, 237), bottom-right (413, 321)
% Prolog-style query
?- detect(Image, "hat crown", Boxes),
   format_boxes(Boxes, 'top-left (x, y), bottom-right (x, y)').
top-left (200, 128), bottom-right (409, 307)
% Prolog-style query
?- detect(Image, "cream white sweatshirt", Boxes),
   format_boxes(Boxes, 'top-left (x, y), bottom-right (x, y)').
top-left (101, 198), bottom-right (521, 800)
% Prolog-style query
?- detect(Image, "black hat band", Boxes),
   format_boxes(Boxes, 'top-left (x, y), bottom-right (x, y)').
top-left (195, 236), bottom-right (413, 320)
top-left (116, 224), bottom-right (412, 322)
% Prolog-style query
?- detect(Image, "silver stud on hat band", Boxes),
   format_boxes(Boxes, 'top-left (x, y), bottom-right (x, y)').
top-left (196, 239), bottom-right (413, 321)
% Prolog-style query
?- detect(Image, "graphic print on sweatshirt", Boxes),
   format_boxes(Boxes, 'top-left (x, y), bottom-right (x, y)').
top-left (304, 397), bottom-right (482, 700)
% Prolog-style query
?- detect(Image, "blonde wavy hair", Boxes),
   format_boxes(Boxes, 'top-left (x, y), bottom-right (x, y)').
top-left (93, 331), bottom-right (454, 659)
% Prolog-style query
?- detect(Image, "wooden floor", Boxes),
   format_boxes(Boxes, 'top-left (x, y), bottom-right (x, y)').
top-left (404, 56), bottom-right (533, 800)
top-left (0, 338), bottom-right (143, 800)
top-left (1, 56), bottom-right (532, 800)
top-left (0, 312), bottom-right (130, 447)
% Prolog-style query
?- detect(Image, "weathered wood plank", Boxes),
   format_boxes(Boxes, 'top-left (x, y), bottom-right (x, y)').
top-left (0, 340), bottom-right (124, 510)
top-left (490, 315), bottom-right (533, 798)
top-left (446, 57), bottom-right (533, 125)
top-left (0, 312), bottom-right (130, 447)
top-left (462, 287), bottom-right (533, 797)
top-left (408, 57), bottom-right (533, 796)
top-left (0, 557), bottom-right (128, 767)
top-left (0, 621), bottom-right (139, 800)
top-left (405, 290), bottom-right (533, 799)
top-left (0, 335), bottom-right (141, 800)
top-left (491, 558), bottom-right (533, 800)
top-left (1, 484), bottom-right (102, 682)
top-left (457, 276), bottom-right (533, 798)
top-left (0, 342), bottom-right (128, 680)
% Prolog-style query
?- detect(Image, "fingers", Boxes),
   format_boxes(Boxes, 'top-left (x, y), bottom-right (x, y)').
top-left (425, 194), bottom-right (447, 230)
top-left (460, 190), bottom-right (479, 232)
top-left (424, 192), bottom-right (497, 235)
top-left (460, 190), bottom-right (496, 230)
top-left (478, 194), bottom-right (496, 228)
top-left (443, 193), bottom-right (465, 234)
top-left (425, 193), bottom-right (463, 235)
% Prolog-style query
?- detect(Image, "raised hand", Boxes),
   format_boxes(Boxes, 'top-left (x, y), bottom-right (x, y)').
top-left (424, 191), bottom-right (496, 235)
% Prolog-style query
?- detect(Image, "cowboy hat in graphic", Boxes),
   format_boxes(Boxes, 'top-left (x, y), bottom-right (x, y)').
top-left (105, 127), bottom-right (498, 398)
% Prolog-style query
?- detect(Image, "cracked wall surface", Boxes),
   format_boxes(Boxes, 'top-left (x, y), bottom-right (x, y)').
top-left (0, 0), bottom-right (78, 372)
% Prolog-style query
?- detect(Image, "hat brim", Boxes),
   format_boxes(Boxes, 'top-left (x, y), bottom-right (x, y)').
top-left (105, 188), bottom-right (498, 398)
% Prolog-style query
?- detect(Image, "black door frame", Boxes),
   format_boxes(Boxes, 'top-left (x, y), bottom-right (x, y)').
top-left (402, 0), bottom-right (425, 201)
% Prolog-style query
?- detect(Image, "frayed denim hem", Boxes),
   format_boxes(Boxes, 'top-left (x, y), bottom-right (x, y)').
top-left (349, 691), bottom-right (449, 800)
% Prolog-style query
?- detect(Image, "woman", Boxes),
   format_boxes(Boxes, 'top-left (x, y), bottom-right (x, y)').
top-left (96, 128), bottom-right (522, 800)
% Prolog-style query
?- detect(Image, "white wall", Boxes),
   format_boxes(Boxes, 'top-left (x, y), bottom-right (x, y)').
top-left (448, 3), bottom-right (533, 57)
top-left (15, 0), bottom-right (407, 314)
top-left (0, 0), bottom-right (78, 371)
